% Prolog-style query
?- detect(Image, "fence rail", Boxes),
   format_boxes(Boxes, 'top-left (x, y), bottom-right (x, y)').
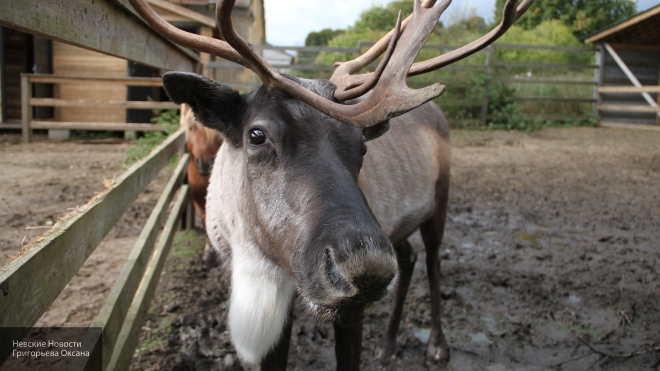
top-left (0, 2), bottom-right (198, 370)
top-left (210, 42), bottom-right (599, 126)
top-left (598, 86), bottom-right (660, 93)
top-left (20, 73), bottom-right (174, 143)
top-left (0, 0), bottom-right (197, 71)
top-left (0, 130), bottom-right (190, 370)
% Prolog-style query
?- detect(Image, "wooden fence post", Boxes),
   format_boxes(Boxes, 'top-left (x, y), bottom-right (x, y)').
top-left (595, 43), bottom-right (605, 121)
top-left (480, 45), bottom-right (494, 126)
top-left (178, 144), bottom-right (195, 230)
top-left (21, 74), bottom-right (32, 143)
top-left (656, 61), bottom-right (660, 125)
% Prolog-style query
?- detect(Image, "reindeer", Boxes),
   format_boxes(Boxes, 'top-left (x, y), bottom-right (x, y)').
top-left (129, 0), bottom-right (532, 369)
top-left (180, 103), bottom-right (223, 226)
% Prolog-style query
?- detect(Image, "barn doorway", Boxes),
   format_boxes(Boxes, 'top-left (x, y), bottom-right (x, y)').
top-left (0, 27), bottom-right (53, 124)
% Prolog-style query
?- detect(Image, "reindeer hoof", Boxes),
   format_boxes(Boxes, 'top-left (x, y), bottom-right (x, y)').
top-left (426, 341), bottom-right (450, 363)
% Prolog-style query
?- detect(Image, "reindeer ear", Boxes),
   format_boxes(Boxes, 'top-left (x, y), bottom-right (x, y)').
top-left (362, 120), bottom-right (390, 141)
top-left (163, 72), bottom-right (245, 146)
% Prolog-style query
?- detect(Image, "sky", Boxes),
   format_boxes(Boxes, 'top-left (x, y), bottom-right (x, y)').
top-left (264, 0), bottom-right (660, 46)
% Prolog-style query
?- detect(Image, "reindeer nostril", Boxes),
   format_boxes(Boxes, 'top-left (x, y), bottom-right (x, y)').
top-left (194, 157), bottom-right (213, 176)
top-left (324, 248), bottom-right (355, 296)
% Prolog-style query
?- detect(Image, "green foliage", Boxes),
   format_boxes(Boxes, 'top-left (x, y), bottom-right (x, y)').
top-left (495, 0), bottom-right (637, 38)
top-left (305, 29), bottom-right (345, 46)
top-left (124, 108), bottom-right (179, 165)
top-left (496, 20), bottom-right (593, 65)
top-left (302, 0), bottom-right (601, 132)
top-left (172, 229), bottom-right (205, 258)
top-left (486, 82), bottom-right (526, 130)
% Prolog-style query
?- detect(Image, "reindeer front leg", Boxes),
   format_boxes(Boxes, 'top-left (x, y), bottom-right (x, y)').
top-left (376, 239), bottom-right (417, 362)
top-left (259, 304), bottom-right (294, 371)
top-left (334, 321), bottom-right (363, 371)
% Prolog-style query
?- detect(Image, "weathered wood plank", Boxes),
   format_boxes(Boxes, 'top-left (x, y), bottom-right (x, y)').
top-left (0, 0), bottom-right (196, 71)
top-left (584, 6), bottom-right (660, 44)
top-left (90, 154), bottom-right (188, 370)
top-left (106, 185), bottom-right (190, 371)
top-left (600, 121), bottom-right (660, 131)
top-left (604, 43), bottom-right (658, 109)
top-left (0, 130), bottom-right (185, 333)
top-left (28, 74), bottom-right (165, 86)
top-left (512, 97), bottom-right (597, 103)
top-left (598, 104), bottom-right (660, 112)
top-left (598, 86), bottom-right (660, 93)
top-left (494, 43), bottom-right (597, 52)
top-left (252, 44), bottom-right (360, 53)
top-left (494, 61), bottom-right (599, 69)
top-left (30, 121), bottom-right (165, 131)
top-left (487, 114), bottom-right (593, 121)
top-left (146, 0), bottom-right (215, 27)
top-left (355, 41), bottom-right (597, 52)
top-left (21, 75), bottom-right (32, 143)
top-left (495, 78), bottom-right (598, 86)
top-left (30, 98), bottom-right (177, 109)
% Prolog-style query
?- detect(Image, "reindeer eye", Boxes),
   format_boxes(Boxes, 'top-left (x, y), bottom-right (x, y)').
top-left (248, 128), bottom-right (266, 145)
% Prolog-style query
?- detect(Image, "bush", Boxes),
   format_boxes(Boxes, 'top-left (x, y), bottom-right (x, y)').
top-left (125, 109), bottom-right (179, 165)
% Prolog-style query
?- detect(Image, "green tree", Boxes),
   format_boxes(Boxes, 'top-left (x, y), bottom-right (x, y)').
top-left (494, 0), bottom-right (637, 38)
top-left (497, 20), bottom-right (592, 64)
top-left (305, 29), bottom-right (345, 46)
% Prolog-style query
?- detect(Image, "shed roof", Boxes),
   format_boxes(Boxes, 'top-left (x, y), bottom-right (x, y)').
top-left (148, 0), bottom-right (216, 27)
top-left (584, 4), bottom-right (660, 46)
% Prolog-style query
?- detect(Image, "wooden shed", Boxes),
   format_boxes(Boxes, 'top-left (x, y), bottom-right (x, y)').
top-left (585, 4), bottom-right (660, 129)
top-left (0, 0), bottom-right (265, 138)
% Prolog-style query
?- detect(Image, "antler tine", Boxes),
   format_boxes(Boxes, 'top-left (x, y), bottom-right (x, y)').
top-left (216, 0), bottom-right (281, 86)
top-left (127, 0), bottom-right (246, 67)
top-left (330, 0), bottom-right (438, 100)
top-left (244, 0), bottom-right (452, 129)
top-left (127, 0), bottom-right (367, 126)
top-left (331, 0), bottom-right (534, 98)
top-left (132, 0), bottom-right (530, 129)
top-left (408, 0), bottom-right (534, 75)
top-left (333, 11), bottom-right (403, 101)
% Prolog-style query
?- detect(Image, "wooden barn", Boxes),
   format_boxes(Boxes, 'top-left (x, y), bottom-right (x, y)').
top-left (0, 0), bottom-right (265, 140)
top-left (585, 4), bottom-right (660, 129)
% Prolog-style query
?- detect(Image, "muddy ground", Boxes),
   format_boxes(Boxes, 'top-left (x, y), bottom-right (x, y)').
top-left (1, 127), bottom-right (659, 371)
top-left (131, 127), bottom-right (660, 371)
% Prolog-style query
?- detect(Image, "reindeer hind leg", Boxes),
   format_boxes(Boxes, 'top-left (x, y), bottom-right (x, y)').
top-left (420, 185), bottom-right (450, 363)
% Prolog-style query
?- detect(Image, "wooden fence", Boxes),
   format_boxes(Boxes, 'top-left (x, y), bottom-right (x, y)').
top-left (0, 0), bottom-right (199, 369)
top-left (596, 85), bottom-right (660, 112)
top-left (20, 74), bottom-right (178, 143)
top-left (0, 130), bottom-right (192, 370)
top-left (596, 85), bottom-right (660, 131)
top-left (210, 42), bottom-right (599, 127)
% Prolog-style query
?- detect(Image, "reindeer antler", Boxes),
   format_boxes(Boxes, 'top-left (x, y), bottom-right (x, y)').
top-left (332, 0), bottom-right (535, 99)
top-left (128, 0), bottom-right (533, 128)
top-left (330, 0), bottom-right (438, 100)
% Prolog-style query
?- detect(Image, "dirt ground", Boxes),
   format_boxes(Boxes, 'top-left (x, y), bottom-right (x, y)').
top-left (1, 126), bottom-right (659, 371)
top-left (0, 133), bottom-right (171, 327)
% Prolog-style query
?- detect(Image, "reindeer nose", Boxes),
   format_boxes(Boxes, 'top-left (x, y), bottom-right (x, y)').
top-left (323, 231), bottom-right (397, 303)
top-left (194, 157), bottom-right (213, 176)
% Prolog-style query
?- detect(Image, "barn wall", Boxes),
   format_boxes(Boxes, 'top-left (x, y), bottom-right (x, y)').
top-left (2, 27), bottom-right (30, 121)
top-left (52, 42), bottom-right (127, 123)
top-left (600, 46), bottom-right (660, 125)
